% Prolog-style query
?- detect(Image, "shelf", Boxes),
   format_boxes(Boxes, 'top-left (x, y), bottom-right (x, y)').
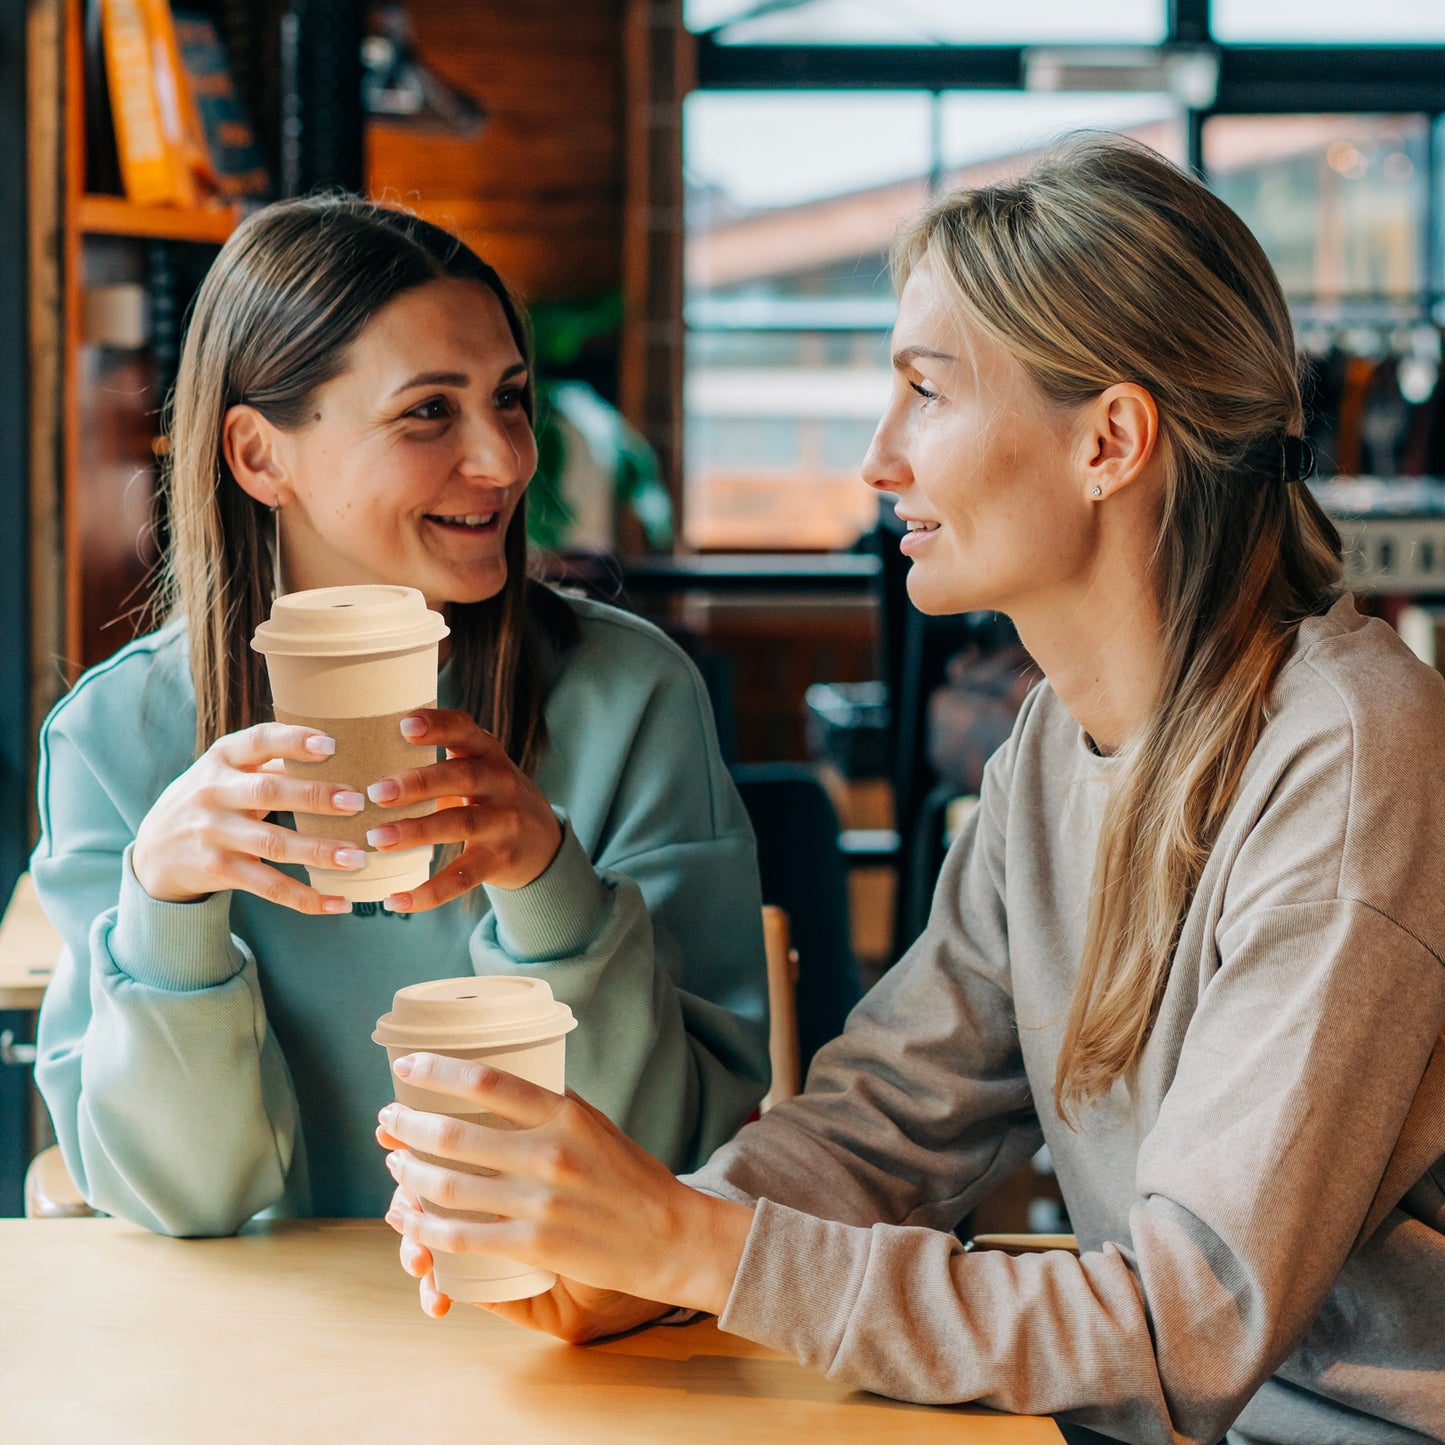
top-left (76, 195), bottom-right (241, 245)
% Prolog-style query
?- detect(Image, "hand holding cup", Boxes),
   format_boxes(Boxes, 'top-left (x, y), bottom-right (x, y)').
top-left (375, 1051), bottom-right (755, 1332)
top-left (131, 722), bottom-right (367, 913)
top-left (363, 708), bottom-right (564, 911)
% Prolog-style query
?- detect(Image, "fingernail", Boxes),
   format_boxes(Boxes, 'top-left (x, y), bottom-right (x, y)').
top-left (383, 893), bottom-right (411, 912)
top-left (385, 1151), bottom-right (402, 1175)
top-left (322, 897), bottom-right (352, 914)
top-left (333, 790), bottom-right (365, 813)
top-left (367, 779), bottom-right (401, 804)
top-left (367, 825), bottom-right (399, 848)
top-left (392, 1055), bottom-right (414, 1079)
top-left (305, 734), bottom-right (336, 756)
top-left (400, 716), bottom-right (428, 740)
top-left (334, 848), bottom-right (366, 869)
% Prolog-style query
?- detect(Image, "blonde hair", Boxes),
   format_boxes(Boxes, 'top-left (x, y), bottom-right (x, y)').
top-left (159, 194), bottom-right (575, 770)
top-left (893, 137), bottom-right (1342, 1117)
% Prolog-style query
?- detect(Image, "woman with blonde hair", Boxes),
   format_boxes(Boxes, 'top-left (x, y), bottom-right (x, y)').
top-left (376, 139), bottom-right (1445, 1445)
top-left (33, 195), bottom-right (769, 1236)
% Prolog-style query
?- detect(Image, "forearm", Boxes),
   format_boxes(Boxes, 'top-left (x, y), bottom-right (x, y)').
top-left (35, 854), bottom-right (300, 1235)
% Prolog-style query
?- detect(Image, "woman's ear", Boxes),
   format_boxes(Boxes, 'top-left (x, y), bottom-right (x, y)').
top-left (1081, 383), bottom-right (1160, 503)
top-left (222, 404), bottom-right (292, 509)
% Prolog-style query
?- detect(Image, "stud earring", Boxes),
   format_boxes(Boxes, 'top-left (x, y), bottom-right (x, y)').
top-left (1092, 485), bottom-right (1102, 498)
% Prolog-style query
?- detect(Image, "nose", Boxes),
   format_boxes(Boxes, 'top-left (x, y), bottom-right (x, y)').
top-left (457, 407), bottom-right (532, 489)
top-left (861, 401), bottom-right (909, 495)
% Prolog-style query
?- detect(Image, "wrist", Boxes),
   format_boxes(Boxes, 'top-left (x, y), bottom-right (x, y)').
top-left (659, 1187), bottom-right (753, 1315)
top-left (128, 838), bottom-right (202, 901)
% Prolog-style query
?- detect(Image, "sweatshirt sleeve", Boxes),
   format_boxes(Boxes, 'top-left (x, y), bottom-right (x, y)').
top-left (31, 677), bottom-right (302, 1238)
top-left (708, 903), bottom-right (1443, 1445)
top-left (470, 629), bottom-right (770, 1174)
top-left (687, 729), bottom-right (1043, 1225)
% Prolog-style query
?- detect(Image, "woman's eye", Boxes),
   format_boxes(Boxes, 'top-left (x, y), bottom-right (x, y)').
top-left (909, 379), bottom-right (940, 404)
top-left (407, 397), bottom-right (452, 423)
top-left (495, 386), bottom-right (525, 411)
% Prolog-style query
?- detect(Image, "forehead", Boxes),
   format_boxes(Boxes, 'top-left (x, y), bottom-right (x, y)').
top-left (351, 277), bottom-right (521, 372)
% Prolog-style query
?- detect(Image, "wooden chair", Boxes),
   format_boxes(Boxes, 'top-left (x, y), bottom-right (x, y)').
top-left (965, 1232), bottom-right (1079, 1256)
top-left (25, 1144), bottom-right (99, 1219)
top-left (760, 904), bottom-right (801, 1111)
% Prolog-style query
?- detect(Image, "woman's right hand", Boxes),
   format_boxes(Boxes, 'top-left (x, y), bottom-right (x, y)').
top-left (131, 722), bottom-right (368, 912)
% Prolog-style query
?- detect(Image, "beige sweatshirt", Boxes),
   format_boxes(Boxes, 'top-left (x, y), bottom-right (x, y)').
top-left (690, 595), bottom-right (1445, 1445)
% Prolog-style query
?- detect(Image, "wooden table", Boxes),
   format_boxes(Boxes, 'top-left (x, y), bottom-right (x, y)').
top-left (0, 873), bottom-right (58, 1011)
top-left (1, 1217), bottom-right (1062, 1444)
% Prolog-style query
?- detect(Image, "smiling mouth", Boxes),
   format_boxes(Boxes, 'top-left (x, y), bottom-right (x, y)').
top-left (905, 520), bottom-right (939, 533)
top-left (426, 512), bottom-right (499, 532)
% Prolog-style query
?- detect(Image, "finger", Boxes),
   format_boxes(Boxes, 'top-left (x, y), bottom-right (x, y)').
top-left (230, 818), bottom-right (368, 876)
top-left (384, 1148), bottom-right (532, 1219)
top-left (214, 722), bottom-right (340, 770)
top-left (420, 1270), bottom-right (451, 1318)
top-left (365, 753), bottom-right (506, 812)
top-left (393, 709), bottom-right (501, 755)
top-left (387, 1194), bottom-right (532, 1262)
top-left (387, 1053), bottom-right (565, 1129)
top-left (384, 847), bottom-right (523, 914)
top-left (399, 1235), bottom-right (433, 1279)
top-left (225, 857), bottom-right (353, 915)
top-left (217, 765), bottom-right (367, 821)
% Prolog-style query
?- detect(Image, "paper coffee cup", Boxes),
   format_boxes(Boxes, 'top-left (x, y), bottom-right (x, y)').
top-left (252, 585), bottom-right (449, 902)
top-left (373, 976), bottom-right (579, 1303)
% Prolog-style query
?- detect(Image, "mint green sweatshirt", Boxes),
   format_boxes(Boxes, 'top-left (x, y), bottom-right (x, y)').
top-left (33, 593), bottom-right (769, 1235)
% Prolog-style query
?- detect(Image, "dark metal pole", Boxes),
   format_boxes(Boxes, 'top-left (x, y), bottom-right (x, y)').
top-left (0, 0), bottom-right (34, 1218)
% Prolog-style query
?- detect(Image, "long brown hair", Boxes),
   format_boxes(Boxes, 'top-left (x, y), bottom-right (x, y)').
top-left (160, 194), bottom-right (576, 771)
top-left (893, 137), bottom-right (1343, 1117)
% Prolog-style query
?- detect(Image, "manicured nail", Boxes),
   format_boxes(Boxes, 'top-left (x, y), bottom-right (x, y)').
top-left (383, 893), bottom-right (412, 912)
top-left (321, 897), bottom-right (352, 914)
top-left (305, 734), bottom-right (336, 756)
top-left (367, 779), bottom-right (401, 804)
top-left (392, 1055), bottom-right (414, 1079)
top-left (400, 716), bottom-right (428, 740)
top-left (367, 825), bottom-right (399, 849)
top-left (333, 848), bottom-right (366, 869)
top-left (385, 1151), bottom-right (403, 1176)
top-left (380, 1102), bottom-right (400, 1124)
top-left (333, 790), bottom-right (365, 813)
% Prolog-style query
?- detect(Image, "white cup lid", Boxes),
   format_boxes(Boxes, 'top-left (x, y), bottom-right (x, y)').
top-left (252, 585), bottom-right (449, 658)
top-left (373, 976), bottom-right (578, 1051)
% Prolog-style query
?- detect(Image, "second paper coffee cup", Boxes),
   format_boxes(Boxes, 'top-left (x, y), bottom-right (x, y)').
top-left (373, 976), bottom-right (579, 1304)
top-left (252, 584), bottom-right (449, 902)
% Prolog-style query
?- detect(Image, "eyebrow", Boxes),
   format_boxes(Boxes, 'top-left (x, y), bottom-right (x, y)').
top-left (387, 362), bottom-right (527, 399)
top-left (892, 345), bottom-right (957, 371)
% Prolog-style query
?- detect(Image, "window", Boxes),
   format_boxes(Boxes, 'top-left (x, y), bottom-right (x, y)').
top-left (686, 0), bottom-right (1166, 45)
top-left (1203, 115), bottom-right (1431, 307)
top-left (683, 89), bottom-right (1183, 548)
top-left (1212, 0), bottom-right (1445, 43)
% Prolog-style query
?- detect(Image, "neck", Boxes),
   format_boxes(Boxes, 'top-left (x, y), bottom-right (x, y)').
top-left (1012, 551), bottom-right (1167, 757)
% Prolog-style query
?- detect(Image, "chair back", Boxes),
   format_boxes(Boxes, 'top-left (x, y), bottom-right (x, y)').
top-left (732, 763), bottom-right (861, 1072)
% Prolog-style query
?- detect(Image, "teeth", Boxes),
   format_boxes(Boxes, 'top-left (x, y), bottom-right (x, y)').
top-left (434, 513), bottom-right (496, 526)
top-left (906, 520), bottom-right (939, 532)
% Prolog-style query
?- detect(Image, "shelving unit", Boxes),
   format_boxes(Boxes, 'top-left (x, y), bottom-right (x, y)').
top-left (76, 194), bottom-right (241, 245)
top-left (56, 0), bottom-right (241, 680)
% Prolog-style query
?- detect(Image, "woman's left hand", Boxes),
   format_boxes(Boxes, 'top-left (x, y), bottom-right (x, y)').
top-left (364, 708), bottom-right (562, 909)
top-left (376, 1052), bottom-right (753, 1324)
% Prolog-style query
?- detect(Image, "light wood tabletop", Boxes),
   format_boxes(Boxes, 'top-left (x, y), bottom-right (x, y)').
top-left (0, 873), bottom-right (59, 1010)
top-left (3, 1216), bottom-right (1063, 1444)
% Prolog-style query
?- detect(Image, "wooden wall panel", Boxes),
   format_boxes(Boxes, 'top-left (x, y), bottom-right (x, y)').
top-left (365, 0), bottom-right (626, 305)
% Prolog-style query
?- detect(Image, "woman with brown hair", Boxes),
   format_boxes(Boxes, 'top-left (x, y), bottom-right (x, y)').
top-left (33, 195), bottom-right (769, 1236)
top-left (376, 140), bottom-right (1445, 1445)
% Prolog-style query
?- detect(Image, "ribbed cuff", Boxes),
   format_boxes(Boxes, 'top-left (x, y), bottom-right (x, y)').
top-left (109, 844), bottom-right (245, 991)
top-left (482, 818), bottom-right (611, 963)
top-left (716, 1197), bottom-right (866, 1367)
